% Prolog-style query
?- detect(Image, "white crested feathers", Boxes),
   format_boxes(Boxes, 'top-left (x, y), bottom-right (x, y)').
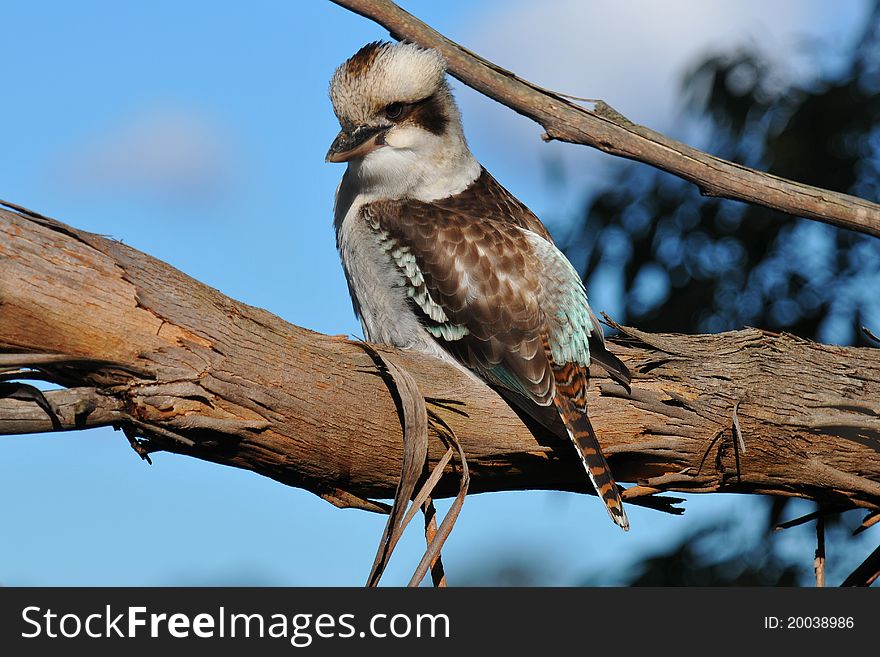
top-left (329, 42), bottom-right (447, 127)
top-left (329, 41), bottom-right (481, 203)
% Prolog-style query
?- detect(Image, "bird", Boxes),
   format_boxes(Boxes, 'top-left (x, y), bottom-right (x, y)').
top-left (326, 41), bottom-right (632, 530)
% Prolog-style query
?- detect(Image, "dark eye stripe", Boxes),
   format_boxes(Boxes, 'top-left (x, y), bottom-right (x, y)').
top-left (384, 94), bottom-right (448, 135)
top-left (384, 98), bottom-right (422, 122)
top-left (407, 93), bottom-right (449, 135)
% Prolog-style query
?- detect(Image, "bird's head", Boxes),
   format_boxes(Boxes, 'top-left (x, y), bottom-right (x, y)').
top-left (327, 41), bottom-right (473, 195)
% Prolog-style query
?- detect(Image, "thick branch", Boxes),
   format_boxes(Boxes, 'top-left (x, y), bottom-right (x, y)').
top-left (2, 204), bottom-right (878, 514)
top-left (331, 0), bottom-right (880, 238)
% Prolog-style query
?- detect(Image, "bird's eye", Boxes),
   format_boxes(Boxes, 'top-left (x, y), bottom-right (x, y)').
top-left (385, 102), bottom-right (404, 120)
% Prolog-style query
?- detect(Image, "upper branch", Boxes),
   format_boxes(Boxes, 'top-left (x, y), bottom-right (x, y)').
top-left (2, 203), bottom-right (879, 514)
top-left (331, 0), bottom-right (880, 238)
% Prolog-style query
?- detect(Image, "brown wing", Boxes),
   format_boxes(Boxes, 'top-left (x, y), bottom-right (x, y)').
top-left (434, 169), bottom-right (630, 391)
top-left (362, 199), bottom-right (555, 405)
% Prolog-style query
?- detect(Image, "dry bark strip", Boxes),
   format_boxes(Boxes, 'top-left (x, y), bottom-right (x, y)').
top-left (329, 0), bottom-right (880, 238)
top-left (1, 203), bottom-right (878, 516)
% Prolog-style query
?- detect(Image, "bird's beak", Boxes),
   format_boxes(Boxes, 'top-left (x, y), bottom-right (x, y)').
top-left (325, 125), bottom-right (388, 163)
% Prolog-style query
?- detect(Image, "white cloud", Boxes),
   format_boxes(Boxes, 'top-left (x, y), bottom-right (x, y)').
top-left (456, 0), bottom-right (869, 202)
top-left (55, 104), bottom-right (234, 204)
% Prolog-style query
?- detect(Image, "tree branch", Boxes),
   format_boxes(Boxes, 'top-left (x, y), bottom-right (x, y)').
top-left (0, 387), bottom-right (123, 435)
top-left (2, 203), bottom-right (878, 516)
top-left (330, 0), bottom-right (880, 238)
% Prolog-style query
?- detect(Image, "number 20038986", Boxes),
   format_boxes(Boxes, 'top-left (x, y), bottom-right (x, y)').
top-left (764, 617), bottom-right (854, 629)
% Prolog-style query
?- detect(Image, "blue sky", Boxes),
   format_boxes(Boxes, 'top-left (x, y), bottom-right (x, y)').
top-left (1, 0), bottom-right (875, 585)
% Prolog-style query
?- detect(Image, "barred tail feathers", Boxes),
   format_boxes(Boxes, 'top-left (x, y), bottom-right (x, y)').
top-left (552, 361), bottom-right (629, 531)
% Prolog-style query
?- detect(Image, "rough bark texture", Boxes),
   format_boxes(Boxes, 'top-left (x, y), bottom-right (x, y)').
top-left (330, 0), bottom-right (880, 238)
top-left (2, 204), bottom-right (879, 515)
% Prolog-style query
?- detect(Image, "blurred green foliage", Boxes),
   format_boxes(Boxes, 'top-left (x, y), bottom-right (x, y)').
top-left (566, 3), bottom-right (880, 346)
top-left (574, 3), bottom-right (880, 585)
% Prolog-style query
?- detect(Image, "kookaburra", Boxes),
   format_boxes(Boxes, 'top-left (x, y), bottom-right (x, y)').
top-left (327, 41), bottom-right (632, 530)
